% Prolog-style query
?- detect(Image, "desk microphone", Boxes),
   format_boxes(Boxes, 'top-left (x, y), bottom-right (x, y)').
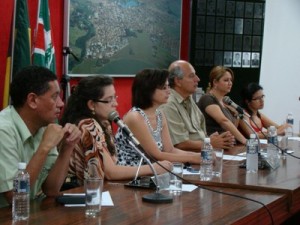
top-left (108, 110), bottom-right (173, 203)
top-left (108, 111), bottom-right (141, 147)
top-left (223, 96), bottom-right (250, 118)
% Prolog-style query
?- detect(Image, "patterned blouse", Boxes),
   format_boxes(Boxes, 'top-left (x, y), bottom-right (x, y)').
top-left (68, 118), bottom-right (116, 185)
top-left (115, 107), bottom-right (163, 166)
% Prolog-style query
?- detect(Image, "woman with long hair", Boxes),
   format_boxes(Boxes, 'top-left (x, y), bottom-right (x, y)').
top-left (61, 76), bottom-right (172, 185)
top-left (197, 66), bottom-right (247, 145)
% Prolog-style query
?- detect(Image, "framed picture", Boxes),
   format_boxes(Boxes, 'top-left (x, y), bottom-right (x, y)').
top-left (216, 0), bottom-right (225, 16)
top-left (242, 52), bottom-right (251, 68)
top-left (251, 52), bottom-right (260, 68)
top-left (206, 16), bottom-right (216, 33)
top-left (234, 35), bottom-right (242, 51)
top-left (64, 0), bottom-right (182, 77)
top-left (232, 51), bottom-right (241, 67)
top-left (224, 51), bottom-right (232, 67)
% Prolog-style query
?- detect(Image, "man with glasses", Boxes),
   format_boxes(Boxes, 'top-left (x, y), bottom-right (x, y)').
top-left (0, 66), bottom-right (81, 207)
top-left (160, 60), bottom-right (235, 152)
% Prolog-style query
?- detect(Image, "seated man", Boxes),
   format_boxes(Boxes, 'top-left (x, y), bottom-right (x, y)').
top-left (0, 66), bottom-right (81, 207)
top-left (160, 60), bottom-right (235, 152)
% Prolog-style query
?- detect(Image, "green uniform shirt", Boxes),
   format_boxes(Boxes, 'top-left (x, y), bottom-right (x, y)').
top-left (0, 106), bottom-right (58, 207)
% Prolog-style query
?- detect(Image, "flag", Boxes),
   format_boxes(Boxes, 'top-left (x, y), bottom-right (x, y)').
top-left (32, 0), bottom-right (56, 73)
top-left (3, 11), bottom-right (14, 108)
top-left (3, 0), bottom-right (31, 108)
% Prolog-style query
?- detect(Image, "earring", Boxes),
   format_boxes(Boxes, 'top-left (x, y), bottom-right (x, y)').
top-left (92, 109), bottom-right (95, 115)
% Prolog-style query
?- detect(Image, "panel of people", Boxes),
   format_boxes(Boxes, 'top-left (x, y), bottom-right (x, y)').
top-left (0, 62), bottom-right (289, 207)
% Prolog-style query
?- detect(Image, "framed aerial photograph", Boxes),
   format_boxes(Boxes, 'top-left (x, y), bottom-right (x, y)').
top-left (64, 0), bottom-right (182, 77)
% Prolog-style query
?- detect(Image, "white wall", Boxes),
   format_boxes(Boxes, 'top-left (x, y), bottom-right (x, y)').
top-left (260, 0), bottom-right (300, 134)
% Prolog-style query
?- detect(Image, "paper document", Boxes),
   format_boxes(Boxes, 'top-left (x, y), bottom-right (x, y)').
top-left (223, 154), bottom-right (245, 161)
top-left (64, 191), bottom-right (114, 207)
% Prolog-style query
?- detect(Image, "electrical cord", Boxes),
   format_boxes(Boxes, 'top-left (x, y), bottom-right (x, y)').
top-left (146, 154), bottom-right (275, 225)
top-left (249, 116), bottom-right (300, 160)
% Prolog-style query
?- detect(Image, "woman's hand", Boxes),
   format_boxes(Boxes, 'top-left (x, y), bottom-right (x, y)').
top-left (153, 160), bottom-right (173, 174)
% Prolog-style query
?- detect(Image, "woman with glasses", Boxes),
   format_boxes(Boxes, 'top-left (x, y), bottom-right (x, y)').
top-left (60, 76), bottom-right (172, 185)
top-left (115, 69), bottom-right (201, 167)
top-left (197, 66), bottom-right (247, 145)
top-left (239, 83), bottom-right (289, 138)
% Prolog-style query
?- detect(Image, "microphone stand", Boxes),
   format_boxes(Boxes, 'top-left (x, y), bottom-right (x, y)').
top-left (127, 140), bottom-right (173, 203)
top-left (133, 157), bottom-right (143, 184)
top-left (61, 47), bottom-right (79, 101)
top-left (239, 113), bottom-right (261, 147)
top-left (239, 113), bottom-right (274, 169)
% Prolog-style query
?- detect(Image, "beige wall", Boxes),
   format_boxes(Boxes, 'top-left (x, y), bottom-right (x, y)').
top-left (260, 0), bottom-right (300, 134)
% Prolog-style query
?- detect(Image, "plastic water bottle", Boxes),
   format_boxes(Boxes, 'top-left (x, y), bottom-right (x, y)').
top-left (12, 162), bottom-right (30, 221)
top-left (286, 112), bottom-right (294, 137)
top-left (200, 138), bottom-right (213, 181)
top-left (246, 134), bottom-right (259, 173)
top-left (267, 126), bottom-right (280, 169)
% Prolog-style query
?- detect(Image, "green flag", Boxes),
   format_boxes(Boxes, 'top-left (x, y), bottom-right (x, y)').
top-left (12, 0), bottom-right (31, 77)
top-left (32, 0), bottom-right (56, 73)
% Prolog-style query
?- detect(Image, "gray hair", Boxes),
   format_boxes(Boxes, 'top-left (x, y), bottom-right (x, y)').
top-left (168, 66), bottom-right (184, 88)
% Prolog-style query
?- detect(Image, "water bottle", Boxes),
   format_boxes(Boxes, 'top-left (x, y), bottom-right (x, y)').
top-left (12, 162), bottom-right (30, 221)
top-left (200, 138), bottom-right (213, 181)
top-left (286, 112), bottom-right (294, 137)
top-left (267, 126), bottom-right (280, 169)
top-left (246, 134), bottom-right (259, 173)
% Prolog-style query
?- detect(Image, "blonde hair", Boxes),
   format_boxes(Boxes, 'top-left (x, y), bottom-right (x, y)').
top-left (207, 66), bottom-right (234, 92)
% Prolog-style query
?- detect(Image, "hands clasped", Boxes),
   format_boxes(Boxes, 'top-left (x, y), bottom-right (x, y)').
top-left (210, 131), bottom-right (235, 150)
top-left (41, 123), bottom-right (81, 153)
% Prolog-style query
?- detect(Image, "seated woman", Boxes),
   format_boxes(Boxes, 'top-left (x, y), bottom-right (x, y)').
top-left (239, 82), bottom-right (289, 138)
top-left (115, 69), bottom-right (201, 166)
top-left (60, 76), bottom-right (172, 185)
top-left (197, 66), bottom-right (247, 145)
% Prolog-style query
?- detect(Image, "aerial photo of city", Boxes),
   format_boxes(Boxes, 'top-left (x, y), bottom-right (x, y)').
top-left (68, 0), bottom-right (182, 76)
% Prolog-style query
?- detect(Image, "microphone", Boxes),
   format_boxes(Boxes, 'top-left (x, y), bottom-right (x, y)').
top-left (108, 111), bottom-right (141, 147)
top-left (108, 110), bottom-right (173, 203)
top-left (223, 96), bottom-right (250, 118)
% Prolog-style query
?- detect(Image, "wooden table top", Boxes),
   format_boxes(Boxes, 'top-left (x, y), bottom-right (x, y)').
top-left (185, 139), bottom-right (300, 213)
top-left (0, 183), bottom-right (288, 225)
top-left (1, 140), bottom-right (299, 224)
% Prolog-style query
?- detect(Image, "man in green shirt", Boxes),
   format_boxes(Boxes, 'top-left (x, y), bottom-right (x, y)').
top-left (161, 60), bottom-right (235, 152)
top-left (0, 66), bottom-right (81, 207)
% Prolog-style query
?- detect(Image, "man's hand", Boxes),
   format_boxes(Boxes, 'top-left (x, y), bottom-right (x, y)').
top-left (210, 131), bottom-right (235, 150)
top-left (60, 123), bottom-right (81, 153)
top-left (40, 123), bottom-right (81, 154)
top-left (40, 124), bottom-right (68, 152)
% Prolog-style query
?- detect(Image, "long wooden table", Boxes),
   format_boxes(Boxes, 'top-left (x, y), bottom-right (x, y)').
top-left (0, 183), bottom-right (288, 225)
top-left (186, 139), bottom-right (300, 220)
top-left (1, 140), bottom-right (300, 224)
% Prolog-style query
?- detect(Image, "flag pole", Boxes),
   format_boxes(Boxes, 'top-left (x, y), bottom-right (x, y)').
top-left (32, 0), bottom-right (41, 56)
top-left (62, 0), bottom-right (71, 102)
top-left (3, 0), bottom-right (17, 107)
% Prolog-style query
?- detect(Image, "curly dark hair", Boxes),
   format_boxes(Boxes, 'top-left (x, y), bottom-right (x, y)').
top-left (60, 76), bottom-right (115, 155)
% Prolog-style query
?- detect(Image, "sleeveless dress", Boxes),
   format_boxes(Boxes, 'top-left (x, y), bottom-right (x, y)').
top-left (115, 107), bottom-right (163, 166)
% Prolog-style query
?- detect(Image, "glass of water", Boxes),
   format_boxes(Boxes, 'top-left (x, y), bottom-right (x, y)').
top-left (85, 178), bottom-right (103, 218)
top-left (169, 162), bottom-right (183, 195)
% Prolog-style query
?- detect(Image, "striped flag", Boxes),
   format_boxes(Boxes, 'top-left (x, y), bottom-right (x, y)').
top-left (32, 0), bottom-right (56, 73)
top-left (3, 12), bottom-right (14, 108)
top-left (3, 0), bottom-right (31, 108)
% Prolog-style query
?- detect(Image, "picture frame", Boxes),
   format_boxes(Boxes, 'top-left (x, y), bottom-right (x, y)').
top-left (64, 0), bottom-right (182, 77)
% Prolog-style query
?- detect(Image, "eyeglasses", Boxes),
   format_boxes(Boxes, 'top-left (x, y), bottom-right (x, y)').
top-left (251, 95), bottom-right (265, 101)
top-left (157, 84), bottom-right (170, 90)
top-left (94, 95), bottom-right (118, 104)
